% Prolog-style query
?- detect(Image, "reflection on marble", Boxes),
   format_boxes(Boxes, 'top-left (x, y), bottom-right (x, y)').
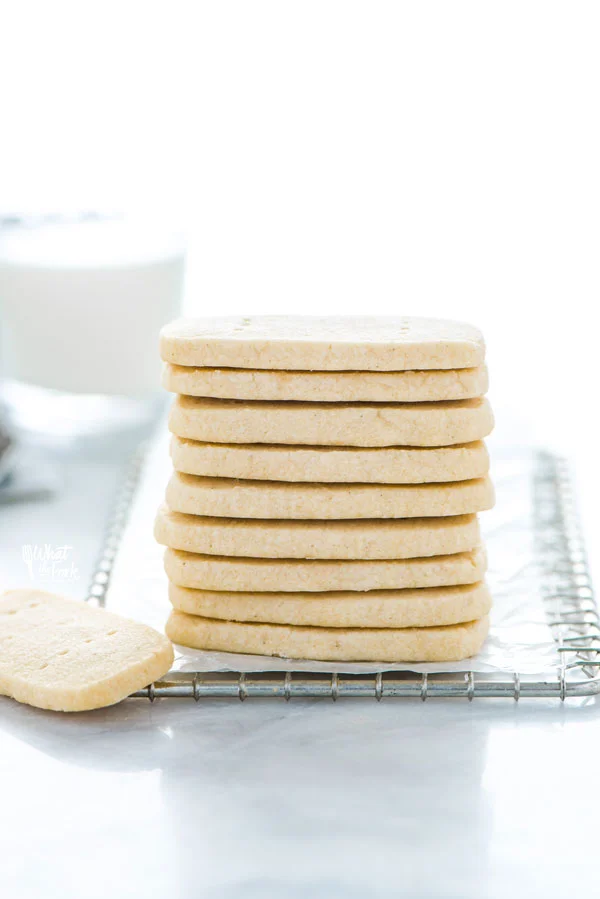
top-left (1, 694), bottom-right (599, 898)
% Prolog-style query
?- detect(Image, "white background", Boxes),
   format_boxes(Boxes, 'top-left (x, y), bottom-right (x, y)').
top-left (4, 3), bottom-right (600, 346)
top-left (3, 0), bottom-right (599, 524)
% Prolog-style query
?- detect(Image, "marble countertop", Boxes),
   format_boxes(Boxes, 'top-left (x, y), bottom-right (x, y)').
top-left (1, 433), bottom-right (599, 899)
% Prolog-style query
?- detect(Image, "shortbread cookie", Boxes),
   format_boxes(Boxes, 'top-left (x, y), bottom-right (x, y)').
top-left (164, 545), bottom-right (486, 592)
top-left (155, 505), bottom-right (481, 559)
top-left (160, 316), bottom-right (485, 371)
top-left (166, 472), bottom-right (495, 520)
top-left (169, 396), bottom-right (494, 447)
top-left (166, 610), bottom-right (490, 662)
top-left (0, 590), bottom-right (173, 712)
top-left (171, 437), bottom-right (490, 484)
top-left (163, 363), bottom-right (489, 402)
top-left (169, 581), bottom-right (492, 628)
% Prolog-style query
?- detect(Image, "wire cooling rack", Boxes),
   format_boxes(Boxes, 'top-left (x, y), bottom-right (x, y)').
top-left (89, 448), bottom-right (600, 701)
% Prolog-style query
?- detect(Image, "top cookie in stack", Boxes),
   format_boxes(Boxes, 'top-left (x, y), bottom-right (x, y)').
top-left (157, 316), bottom-right (494, 663)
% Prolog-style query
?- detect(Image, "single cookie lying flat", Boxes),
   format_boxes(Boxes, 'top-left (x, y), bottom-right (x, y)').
top-left (166, 610), bottom-right (490, 662)
top-left (155, 504), bottom-right (481, 559)
top-left (164, 545), bottom-right (486, 592)
top-left (163, 363), bottom-right (489, 403)
top-left (0, 590), bottom-right (173, 712)
top-left (160, 316), bottom-right (485, 371)
top-left (169, 581), bottom-right (492, 628)
top-left (169, 396), bottom-right (494, 447)
top-left (166, 471), bottom-right (495, 520)
top-left (170, 437), bottom-right (490, 484)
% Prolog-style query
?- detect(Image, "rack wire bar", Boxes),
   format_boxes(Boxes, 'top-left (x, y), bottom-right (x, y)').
top-left (130, 669), bottom-right (600, 701)
top-left (94, 449), bottom-right (600, 702)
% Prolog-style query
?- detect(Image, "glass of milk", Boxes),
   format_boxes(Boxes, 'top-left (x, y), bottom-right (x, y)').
top-left (0, 215), bottom-right (185, 442)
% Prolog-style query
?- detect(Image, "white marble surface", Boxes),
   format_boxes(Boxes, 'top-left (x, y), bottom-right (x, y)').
top-left (1, 683), bottom-right (598, 898)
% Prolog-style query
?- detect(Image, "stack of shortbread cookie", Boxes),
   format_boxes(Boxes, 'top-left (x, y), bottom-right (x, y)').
top-left (156, 316), bottom-right (494, 662)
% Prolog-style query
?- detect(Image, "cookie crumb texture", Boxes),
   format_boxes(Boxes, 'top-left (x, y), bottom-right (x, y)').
top-left (155, 504), bottom-right (481, 559)
top-left (164, 544), bottom-right (487, 592)
top-left (166, 611), bottom-right (490, 662)
top-left (162, 363), bottom-right (489, 403)
top-left (169, 437), bottom-right (490, 484)
top-left (0, 590), bottom-right (173, 712)
top-left (160, 315), bottom-right (485, 371)
top-left (165, 472), bottom-right (495, 520)
top-left (168, 581), bottom-right (492, 629)
top-left (169, 396), bottom-right (494, 447)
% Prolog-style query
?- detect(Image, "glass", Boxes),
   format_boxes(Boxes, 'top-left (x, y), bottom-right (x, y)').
top-left (0, 214), bottom-right (185, 444)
